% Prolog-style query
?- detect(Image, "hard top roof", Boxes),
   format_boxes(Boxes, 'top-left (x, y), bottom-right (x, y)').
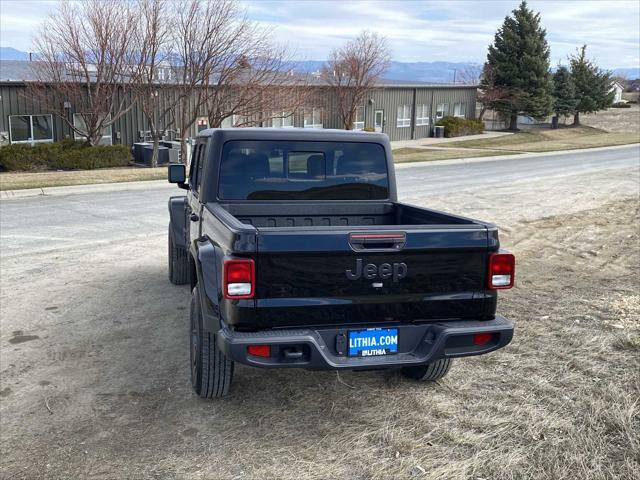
top-left (197, 127), bottom-right (390, 143)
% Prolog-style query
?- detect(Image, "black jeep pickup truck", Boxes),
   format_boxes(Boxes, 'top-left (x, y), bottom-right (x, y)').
top-left (167, 128), bottom-right (514, 398)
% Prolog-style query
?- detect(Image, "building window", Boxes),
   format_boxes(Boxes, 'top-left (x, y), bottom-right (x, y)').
top-left (436, 103), bottom-right (449, 120)
top-left (73, 113), bottom-right (112, 145)
top-left (304, 108), bottom-right (323, 128)
top-left (453, 102), bottom-right (466, 118)
top-left (397, 104), bottom-right (411, 128)
top-left (353, 106), bottom-right (365, 130)
top-left (232, 114), bottom-right (248, 127)
top-left (416, 104), bottom-right (430, 126)
top-left (9, 114), bottom-right (54, 144)
top-left (273, 111), bottom-right (294, 128)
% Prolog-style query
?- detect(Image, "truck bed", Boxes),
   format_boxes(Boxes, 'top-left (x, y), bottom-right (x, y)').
top-left (220, 202), bottom-right (480, 229)
top-left (204, 201), bottom-right (497, 330)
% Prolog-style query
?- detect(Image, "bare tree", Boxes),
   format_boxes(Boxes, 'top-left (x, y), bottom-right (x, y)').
top-left (28, 0), bottom-right (136, 145)
top-left (129, 0), bottom-right (175, 167)
top-left (130, 0), bottom-right (298, 165)
top-left (173, 0), bottom-right (246, 162)
top-left (206, 59), bottom-right (311, 130)
top-left (458, 65), bottom-right (483, 86)
top-left (321, 31), bottom-right (390, 130)
top-left (203, 16), bottom-right (310, 130)
top-left (477, 63), bottom-right (522, 122)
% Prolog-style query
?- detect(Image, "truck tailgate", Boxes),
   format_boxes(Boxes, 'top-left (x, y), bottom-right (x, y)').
top-left (253, 226), bottom-right (490, 328)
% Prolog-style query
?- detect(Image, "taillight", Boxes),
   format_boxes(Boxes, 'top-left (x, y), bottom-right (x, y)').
top-left (488, 252), bottom-right (515, 289)
top-left (223, 259), bottom-right (255, 299)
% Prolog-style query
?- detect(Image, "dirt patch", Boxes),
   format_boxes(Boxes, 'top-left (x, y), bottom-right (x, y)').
top-left (1, 201), bottom-right (638, 478)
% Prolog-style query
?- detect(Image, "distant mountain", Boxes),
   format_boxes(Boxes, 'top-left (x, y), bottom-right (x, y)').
top-left (385, 61), bottom-right (482, 83)
top-left (612, 67), bottom-right (640, 79)
top-left (2, 46), bottom-right (637, 82)
top-left (0, 47), bottom-right (30, 61)
top-left (288, 60), bottom-right (481, 83)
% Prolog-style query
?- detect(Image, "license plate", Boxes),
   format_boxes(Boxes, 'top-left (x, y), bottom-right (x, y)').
top-left (348, 328), bottom-right (398, 357)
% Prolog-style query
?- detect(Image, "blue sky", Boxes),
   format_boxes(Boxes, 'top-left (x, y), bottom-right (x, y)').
top-left (1, 0), bottom-right (638, 68)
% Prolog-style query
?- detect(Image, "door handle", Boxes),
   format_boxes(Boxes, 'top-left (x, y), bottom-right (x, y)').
top-left (190, 213), bottom-right (199, 222)
top-left (349, 232), bottom-right (406, 252)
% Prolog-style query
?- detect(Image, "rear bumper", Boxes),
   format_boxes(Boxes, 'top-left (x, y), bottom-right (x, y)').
top-left (217, 315), bottom-right (513, 369)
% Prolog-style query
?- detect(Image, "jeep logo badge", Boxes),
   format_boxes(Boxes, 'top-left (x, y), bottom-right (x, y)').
top-left (346, 258), bottom-right (407, 282)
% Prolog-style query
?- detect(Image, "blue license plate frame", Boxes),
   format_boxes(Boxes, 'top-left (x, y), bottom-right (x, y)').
top-left (348, 328), bottom-right (398, 357)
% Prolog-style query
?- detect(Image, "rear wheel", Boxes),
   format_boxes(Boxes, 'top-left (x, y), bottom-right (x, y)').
top-left (190, 287), bottom-right (234, 398)
top-left (168, 225), bottom-right (189, 285)
top-left (401, 358), bottom-right (452, 382)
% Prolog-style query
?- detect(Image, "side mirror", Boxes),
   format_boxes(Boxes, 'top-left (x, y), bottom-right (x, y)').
top-left (168, 163), bottom-right (187, 189)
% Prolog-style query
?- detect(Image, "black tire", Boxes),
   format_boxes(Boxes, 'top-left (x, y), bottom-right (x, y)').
top-left (190, 287), bottom-right (234, 398)
top-left (401, 358), bottom-right (452, 382)
top-left (168, 225), bottom-right (189, 285)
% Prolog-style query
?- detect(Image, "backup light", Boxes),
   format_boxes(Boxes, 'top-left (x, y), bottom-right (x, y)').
top-left (488, 252), bottom-right (515, 290)
top-left (224, 259), bottom-right (255, 299)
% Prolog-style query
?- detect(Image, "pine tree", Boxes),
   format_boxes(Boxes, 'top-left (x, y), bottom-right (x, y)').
top-left (570, 45), bottom-right (615, 125)
top-left (552, 66), bottom-right (577, 118)
top-left (484, 1), bottom-right (553, 130)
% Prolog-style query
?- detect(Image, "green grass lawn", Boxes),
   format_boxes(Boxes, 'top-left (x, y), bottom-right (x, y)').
top-left (0, 166), bottom-right (167, 191)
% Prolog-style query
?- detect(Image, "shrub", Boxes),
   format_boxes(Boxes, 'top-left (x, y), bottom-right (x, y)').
top-left (436, 116), bottom-right (484, 137)
top-left (56, 138), bottom-right (92, 150)
top-left (611, 102), bottom-right (631, 108)
top-left (0, 141), bottom-right (131, 172)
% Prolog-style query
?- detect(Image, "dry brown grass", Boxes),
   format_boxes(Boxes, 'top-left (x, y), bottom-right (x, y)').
top-left (393, 147), bottom-right (509, 163)
top-left (439, 126), bottom-right (639, 153)
top-left (580, 104), bottom-right (640, 134)
top-left (0, 166), bottom-right (167, 191)
top-left (203, 199), bottom-right (640, 480)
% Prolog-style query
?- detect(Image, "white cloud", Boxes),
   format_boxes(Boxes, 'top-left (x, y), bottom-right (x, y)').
top-left (1, 0), bottom-right (638, 69)
top-left (245, 0), bottom-right (640, 68)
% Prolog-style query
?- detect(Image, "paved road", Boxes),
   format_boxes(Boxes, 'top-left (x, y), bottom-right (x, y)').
top-left (396, 144), bottom-right (639, 195)
top-left (1, 145), bottom-right (638, 258)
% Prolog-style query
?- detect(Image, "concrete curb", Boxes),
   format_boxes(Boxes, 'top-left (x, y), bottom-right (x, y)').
top-left (2, 143), bottom-right (638, 200)
top-left (394, 143), bottom-right (640, 169)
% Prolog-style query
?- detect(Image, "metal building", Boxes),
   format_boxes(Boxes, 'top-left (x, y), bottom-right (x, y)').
top-left (0, 60), bottom-right (477, 146)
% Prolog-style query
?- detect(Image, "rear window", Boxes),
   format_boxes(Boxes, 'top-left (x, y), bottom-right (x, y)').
top-left (218, 140), bottom-right (388, 200)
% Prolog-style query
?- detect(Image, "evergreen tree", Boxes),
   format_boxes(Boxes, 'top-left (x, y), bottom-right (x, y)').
top-left (484, 1), bottom-right (553, 130)
top-left (569, 45), bottom-right (615, 125)
top-left (552, 66), bottom-right (577, 118)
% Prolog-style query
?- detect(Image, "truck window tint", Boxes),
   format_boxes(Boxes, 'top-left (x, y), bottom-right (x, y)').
top-left (196, 145), bottom-right (205, 194)
top-left (218, 141), bottom-right (388, 200)
top-left (288, 152), bottom-right (325, 180)
top-left (189, 144), bottom-right (200, 189)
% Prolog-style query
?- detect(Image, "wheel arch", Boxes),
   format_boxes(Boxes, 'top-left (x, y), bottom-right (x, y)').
top-left (191, 239), bottom-right (223, 333)
top-left (168, 196), bottom-right (188, 249)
